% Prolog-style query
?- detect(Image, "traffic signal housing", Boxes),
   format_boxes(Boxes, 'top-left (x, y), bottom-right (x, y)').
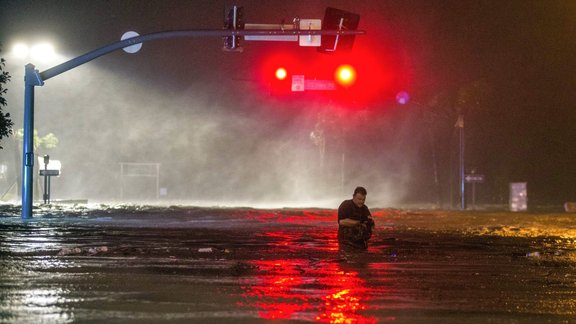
top-left (318, 7), bottom-right (360, 53)
top-left (223, 5), bottom-right (245, 51)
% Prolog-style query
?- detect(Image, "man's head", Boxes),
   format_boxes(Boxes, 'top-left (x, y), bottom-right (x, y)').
top-left (352, 186), bottom-right (367, 208)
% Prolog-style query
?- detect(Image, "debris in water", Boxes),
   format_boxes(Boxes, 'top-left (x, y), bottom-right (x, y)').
top-left (57, 246), bottom-right (108, 256)
top-left (57, 247), bottom-right (82, 256)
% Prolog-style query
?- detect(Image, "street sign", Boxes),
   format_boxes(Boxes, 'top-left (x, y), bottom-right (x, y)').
top-left (465, 174), bottom-right (485, 183)
top-left (304, 79), bottom-right (336, 91)
top-left (290, 75), bottom-right (336, 92)
top-left (298, 19), bottom-right (322, 46)
top-left (510, 182), bottom-right (527, 212)
top-left (244, 19), bottom-right (322, 46)
top-left (291, 75), bottom-right (305, 92)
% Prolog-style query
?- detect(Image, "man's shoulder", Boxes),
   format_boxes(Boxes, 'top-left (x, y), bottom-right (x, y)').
top-left (338, 199), bottom-right (353, 208)
top-left (362, 204), bottom-right (371, 215)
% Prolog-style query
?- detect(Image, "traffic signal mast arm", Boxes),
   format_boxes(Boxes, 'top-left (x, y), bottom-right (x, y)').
top-left (21, 7), bottom-right (365, 219)
top-left (39, 29), bottom-right (365, 81)
top-left (229, 28), bottom-right (364, 37)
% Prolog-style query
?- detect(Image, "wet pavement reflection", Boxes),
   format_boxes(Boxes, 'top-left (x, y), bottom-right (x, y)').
top-left (1, 205), bottom-right (576, 322)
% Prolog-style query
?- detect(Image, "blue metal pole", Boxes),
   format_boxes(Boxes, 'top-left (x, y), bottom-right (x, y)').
top-left (459, 115), bottom-right (465, 210)
top-left (22, 64), bottom-right (44, 219)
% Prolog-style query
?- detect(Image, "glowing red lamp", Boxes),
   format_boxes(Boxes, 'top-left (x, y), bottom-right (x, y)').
top-left (275, 67), bottom-right (288, 80)
top-left (334, 64), bottom-right (356, 87)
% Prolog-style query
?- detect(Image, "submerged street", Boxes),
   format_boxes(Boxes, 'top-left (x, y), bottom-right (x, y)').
top-left (1, 1), bottom-right (575, 322)
top-left (0, 205), bottom-right (575, 323)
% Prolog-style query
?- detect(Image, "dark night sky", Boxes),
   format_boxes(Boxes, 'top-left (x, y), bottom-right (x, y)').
top-left (0, 0), bottom-right (575, 208)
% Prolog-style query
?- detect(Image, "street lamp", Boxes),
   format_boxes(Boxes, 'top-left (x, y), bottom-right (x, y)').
top-left (4, 42), bottom-right (61, 205)
top-left (11, 44), bottom-right (30, 59)
top-left (12, 42), bottom-right (57, 63)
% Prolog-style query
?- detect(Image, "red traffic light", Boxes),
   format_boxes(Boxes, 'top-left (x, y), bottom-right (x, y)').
top-left (275, 67), bottom-right (288, 80)
top-left (334, 64), bottom-right (356, 87)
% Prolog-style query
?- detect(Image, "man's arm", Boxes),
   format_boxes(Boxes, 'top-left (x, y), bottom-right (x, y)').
top-left (339, 218), bottom-right (361, 227)
top-left (338, 200), bottom-right (360, 226)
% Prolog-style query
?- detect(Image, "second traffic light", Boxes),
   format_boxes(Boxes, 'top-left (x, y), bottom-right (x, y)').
top-left (275, 67), bottom-right (288, 81)
top-left (334, 64), bottom-right (357, 87)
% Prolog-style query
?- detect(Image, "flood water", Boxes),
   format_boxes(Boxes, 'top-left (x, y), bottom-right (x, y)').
top-left (1, 205), bottom-right (575, 323)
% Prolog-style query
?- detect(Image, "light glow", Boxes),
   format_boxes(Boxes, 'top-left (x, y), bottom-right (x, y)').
top-left (13, 42), bottom-right (57, 62)
top-left (275, 67), bottom-right (288, 80)
top-left (30, 43), bottom-right (56, 62)
top-left (334, 64), bottom-right (356, 87)
top-left (12, 43), bottom-right (29, 59)
top-left (396, 91), bottom-right (410, 105)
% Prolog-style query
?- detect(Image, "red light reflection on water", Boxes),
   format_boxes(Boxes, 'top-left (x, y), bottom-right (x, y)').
top-left (315, 266), bottom-right (375, 324)
top-left (240, 224), bottom-right (376, 322)
top-left (241, 259), bottom-right (375, 322)
top-left (244, 210), bottom-right (336, 225)
top-left (242, 259), bottom-right (312, 319)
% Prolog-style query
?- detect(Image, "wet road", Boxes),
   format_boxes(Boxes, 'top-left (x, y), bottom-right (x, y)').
top-left (1, 205), bottom-right (575, 323)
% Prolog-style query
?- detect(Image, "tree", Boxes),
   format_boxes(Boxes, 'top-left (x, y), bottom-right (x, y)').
top-left (0, 43), bottom-right (14, 149)
top-left (15, 129), bottom-right (59, 151)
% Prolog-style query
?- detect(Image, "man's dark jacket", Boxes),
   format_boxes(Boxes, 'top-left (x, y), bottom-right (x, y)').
top-left (338, 199), bottom-right (371, 224)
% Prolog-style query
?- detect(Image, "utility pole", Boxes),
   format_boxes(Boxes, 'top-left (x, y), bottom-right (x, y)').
top-left (456, 114), bottom-right (465, 210)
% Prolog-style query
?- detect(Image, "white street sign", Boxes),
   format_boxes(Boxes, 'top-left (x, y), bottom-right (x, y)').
top-left (305, 79), bottom-right (336, 91)
top-left (291, 75), bottom-right (305, 92)
top-left (299, 19), bottom-right (322, 46)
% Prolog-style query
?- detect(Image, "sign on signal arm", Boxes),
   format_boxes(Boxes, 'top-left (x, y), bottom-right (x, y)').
top-left (290, 75), bottom-right (337, 92)
top-left (291, 75), bottom-right (305, 92)
top-left (243, 19), bottom-right (321, 46)
top-left (298, 19), bottom-right (322, 46)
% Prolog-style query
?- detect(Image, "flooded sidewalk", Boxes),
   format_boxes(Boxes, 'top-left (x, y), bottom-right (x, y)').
top-left (1, 205), bottom-right (575, 322)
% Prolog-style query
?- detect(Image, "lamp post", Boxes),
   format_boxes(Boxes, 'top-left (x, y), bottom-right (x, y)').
top-left (5, 42), bottom-right (59, 205)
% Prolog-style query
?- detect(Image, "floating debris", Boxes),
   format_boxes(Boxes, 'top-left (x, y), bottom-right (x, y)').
top-left (57, 246), bottom-right (108, 256)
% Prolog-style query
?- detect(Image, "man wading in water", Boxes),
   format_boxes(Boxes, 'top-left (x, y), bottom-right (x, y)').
top-left (338, 186), bottom-right (375, 249)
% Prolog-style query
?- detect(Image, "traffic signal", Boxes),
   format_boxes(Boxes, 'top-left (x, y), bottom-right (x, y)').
top-left (318, 7), bottom-right (360, 53)
top-left (268, 66), bottom-right (293, 95)
top-left (275, 67), bottom-right (288, 81)
top-left (223, 5), bottom-right (244, 51)
top-left (334, 64), bottom-right (356, 87)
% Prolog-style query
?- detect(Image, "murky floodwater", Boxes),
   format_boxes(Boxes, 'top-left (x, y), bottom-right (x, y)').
top-left (1, 205), bottom-right (575, 323)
